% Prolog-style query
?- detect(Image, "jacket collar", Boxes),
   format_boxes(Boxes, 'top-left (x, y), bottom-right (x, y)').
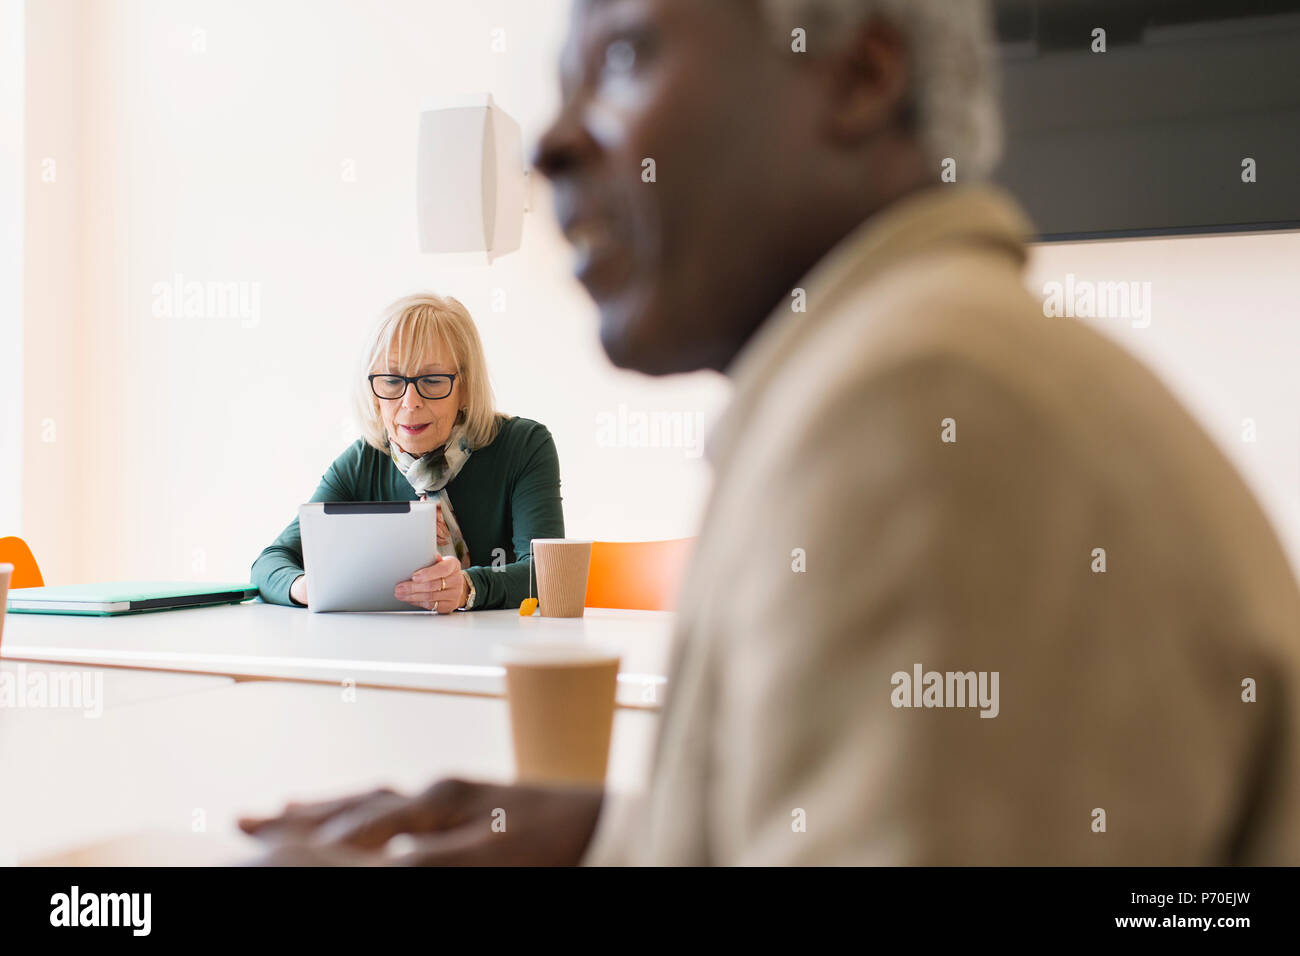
top-left (704, 184), bottom-right (1033, 466)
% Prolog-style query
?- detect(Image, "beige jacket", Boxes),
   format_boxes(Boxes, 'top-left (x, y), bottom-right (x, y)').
top-left (585, 185), bottom-right (1300, 865)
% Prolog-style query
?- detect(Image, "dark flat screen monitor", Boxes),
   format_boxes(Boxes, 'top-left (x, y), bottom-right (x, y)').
top-left (991, 0), bottom-right (1300, 239)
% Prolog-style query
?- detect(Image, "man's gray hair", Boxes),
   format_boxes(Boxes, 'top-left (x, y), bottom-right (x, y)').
top-left (761, 0), bottom-right (1004, 181)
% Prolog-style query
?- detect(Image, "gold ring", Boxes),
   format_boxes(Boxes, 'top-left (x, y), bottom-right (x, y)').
top-left (440, 578), bottom-right (446, 591)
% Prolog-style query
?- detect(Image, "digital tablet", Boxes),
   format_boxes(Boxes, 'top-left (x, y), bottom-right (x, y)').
top-left (298, 500), bottom-right (439, 612)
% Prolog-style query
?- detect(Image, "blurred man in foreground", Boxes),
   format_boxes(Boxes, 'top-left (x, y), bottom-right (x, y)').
top-left (242, 0), bottom-right (1300, 864)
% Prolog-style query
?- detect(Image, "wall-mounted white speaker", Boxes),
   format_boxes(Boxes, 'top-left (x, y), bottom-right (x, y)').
top-left (417, 93), bottom-right (529, 263)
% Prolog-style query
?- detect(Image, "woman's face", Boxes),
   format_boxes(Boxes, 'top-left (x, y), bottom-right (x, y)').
top-left (372, 342), bottom-right (463, 456)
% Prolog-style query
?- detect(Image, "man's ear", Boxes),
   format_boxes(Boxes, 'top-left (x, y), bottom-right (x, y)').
top-left (820, 17), bottom-right (912, 146)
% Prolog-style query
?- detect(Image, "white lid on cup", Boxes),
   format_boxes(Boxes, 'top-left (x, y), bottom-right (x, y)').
top-left (493, 641), bottom-right (620, 667)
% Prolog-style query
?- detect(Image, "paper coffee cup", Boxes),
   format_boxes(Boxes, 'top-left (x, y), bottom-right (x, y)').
top-left (495, 642), bottom-right (620, 785)
top-left (0, 563), bottom-right (11, 654)
top-left (532, 539), bottom-right (592, 618)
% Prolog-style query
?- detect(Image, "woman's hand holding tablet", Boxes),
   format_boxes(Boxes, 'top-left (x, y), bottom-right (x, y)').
top-left (394, 555), bottom-right (468, 614)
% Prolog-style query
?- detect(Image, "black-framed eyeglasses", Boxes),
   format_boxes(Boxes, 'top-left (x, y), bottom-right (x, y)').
top-left (368, 373), bottom-right (458, 401)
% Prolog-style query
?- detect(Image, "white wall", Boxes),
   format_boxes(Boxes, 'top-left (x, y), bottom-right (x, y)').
top-left (20, 0), bottom-right (88, 584)
top-left (23, 0), bottom-right (727, 585)
top-left (19, 0), bottom-right (1300, 588)
top-left (0, 0), bottom-right (23, 536)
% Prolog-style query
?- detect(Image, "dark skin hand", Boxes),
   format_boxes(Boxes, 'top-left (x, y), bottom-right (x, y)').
top-left (239, 779), bottom-right (605, 866)
top-left (241, 0), bottom-right (927, 867)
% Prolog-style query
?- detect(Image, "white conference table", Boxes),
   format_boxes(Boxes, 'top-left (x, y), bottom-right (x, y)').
top-left (0, 679), bottom-right (659, 865)
top-left (1, 602), bottom-right (675, 707)
top-left (0, 660), bottom-right (233, 714)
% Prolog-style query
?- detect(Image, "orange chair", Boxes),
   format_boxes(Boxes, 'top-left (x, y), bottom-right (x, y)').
top-left (584, 538), bottom-right (695, 612)
top-left (0, 536), bottom-right (45, 588)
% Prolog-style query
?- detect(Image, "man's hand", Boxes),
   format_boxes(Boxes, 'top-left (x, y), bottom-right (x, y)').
top-left (395, 555), bottom-right (466, 613)
top-left (238, 779), bottom-right (605, 866)
top-left (289, 574), bottom-right (308, 606)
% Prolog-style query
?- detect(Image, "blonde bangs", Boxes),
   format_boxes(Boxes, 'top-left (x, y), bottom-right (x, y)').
top-left (354, 293), bottom-right (505, 453)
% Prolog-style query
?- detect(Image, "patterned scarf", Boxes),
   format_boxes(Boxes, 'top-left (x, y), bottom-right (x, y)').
top-left (387, 419), bottom-right (473, 569)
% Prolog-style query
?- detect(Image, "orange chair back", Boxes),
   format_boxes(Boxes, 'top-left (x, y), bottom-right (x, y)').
top-left (585, 538), bottom-right (695, 611)
top-left (0, 536), bottom-right (44, 588)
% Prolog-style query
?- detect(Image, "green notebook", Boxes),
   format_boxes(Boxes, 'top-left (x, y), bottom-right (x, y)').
top-left (5, 582), bottom-right (259, 617)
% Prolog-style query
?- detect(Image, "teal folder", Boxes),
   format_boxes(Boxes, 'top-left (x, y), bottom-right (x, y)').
top-left (5, 582), bottom-right (259, 617)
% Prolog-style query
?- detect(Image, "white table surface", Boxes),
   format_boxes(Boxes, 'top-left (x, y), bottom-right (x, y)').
top-left (0, 679), bottom-right (659, 864)
top-left (0, 661), bottom-right (233, 715)
top-left (1, 602), bottom-right (674, 707)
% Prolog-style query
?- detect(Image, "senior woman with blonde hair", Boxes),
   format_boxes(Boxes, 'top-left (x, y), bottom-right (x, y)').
top-left (252, 293), bottom-right (563, 612)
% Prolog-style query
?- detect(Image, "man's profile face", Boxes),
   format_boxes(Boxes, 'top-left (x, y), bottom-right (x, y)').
top-left (534, 0), bottom-right (815, 375)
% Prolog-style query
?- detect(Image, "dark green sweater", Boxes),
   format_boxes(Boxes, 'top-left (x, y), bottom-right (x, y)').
top-left (252, 416), bottom-right (564, 610)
